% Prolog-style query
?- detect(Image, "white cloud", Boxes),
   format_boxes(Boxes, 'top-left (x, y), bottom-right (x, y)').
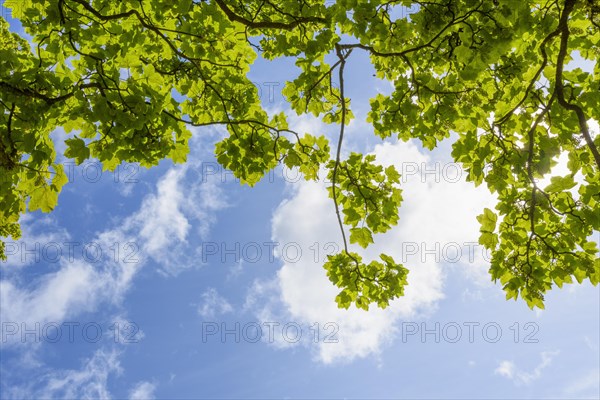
top-left (136, 168), bottom-right (191, 253)
top-left (495, 360), bottom-right (516, 379)
top-left (3, 349), bottom-right (156, 400)
top-left (129, 381), bottom-right (157, 400)
top-left (0, 214), bottom-right (71, 269)
top-left (4, 348), bottom-right (122, 400)
top-left (198, 288), bottom-right (233, 318)
top-left (197, 288), bottom-right (234, 318)
top-left (584, 336), bottom-right (599, 352)
top-left (110, 159), bottom-right (228, 276)
top-left (563, 368), bottom-right (600, 399)
top-left (1, 142), bottom-right (228, 348)
top-left (1, 127), bottom-right (227, 392)
top-left (227, 259), bottom-right (245, 279)
top-left (1, 260), bottom-right (101, 327)
top-left (246, 138), bottom-right (496, 363)
top-left (0, 217), bottom-right (150, 349)
top-left (494, 351), bottom-right (560, 385)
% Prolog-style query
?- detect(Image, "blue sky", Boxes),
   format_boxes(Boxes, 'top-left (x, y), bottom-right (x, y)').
top-left (1, 5), bottom-right (599, 400)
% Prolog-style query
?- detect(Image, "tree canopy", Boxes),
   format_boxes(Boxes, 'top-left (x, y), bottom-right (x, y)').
top-left (1, 0), bottom-right (599, 310)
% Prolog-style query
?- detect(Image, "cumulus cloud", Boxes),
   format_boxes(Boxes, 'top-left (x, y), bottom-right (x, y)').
top-left (245, 138), bottom-right (496, 363)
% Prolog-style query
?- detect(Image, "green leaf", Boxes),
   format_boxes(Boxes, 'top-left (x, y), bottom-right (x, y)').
top-left (29, 185), bottom-right (58, 213)
top-left (64, 137), bottom-right (90, 165)
top-left (544, 176), bottom-right (576, 193)
top-left (2, 0), bottom-right (599, 311)
top-left (477, 208), bottom-right (497, 233)
top-left (349, 227), bottom-right (374, 248)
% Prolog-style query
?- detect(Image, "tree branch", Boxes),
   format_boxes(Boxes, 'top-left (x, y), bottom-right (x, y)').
top-left (213, 0), bottom-right (327, 30)
top-left (332, 43), bottom-right (351, 255)
top-left (554, 0), bottom-right (600, 169)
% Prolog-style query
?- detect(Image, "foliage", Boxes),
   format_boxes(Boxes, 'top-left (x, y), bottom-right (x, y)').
top-left (1, 0), bottom-right (599, 309)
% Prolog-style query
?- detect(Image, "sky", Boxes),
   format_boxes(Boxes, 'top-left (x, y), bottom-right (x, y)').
top-left (1, 4), bottom-right (599, 400)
